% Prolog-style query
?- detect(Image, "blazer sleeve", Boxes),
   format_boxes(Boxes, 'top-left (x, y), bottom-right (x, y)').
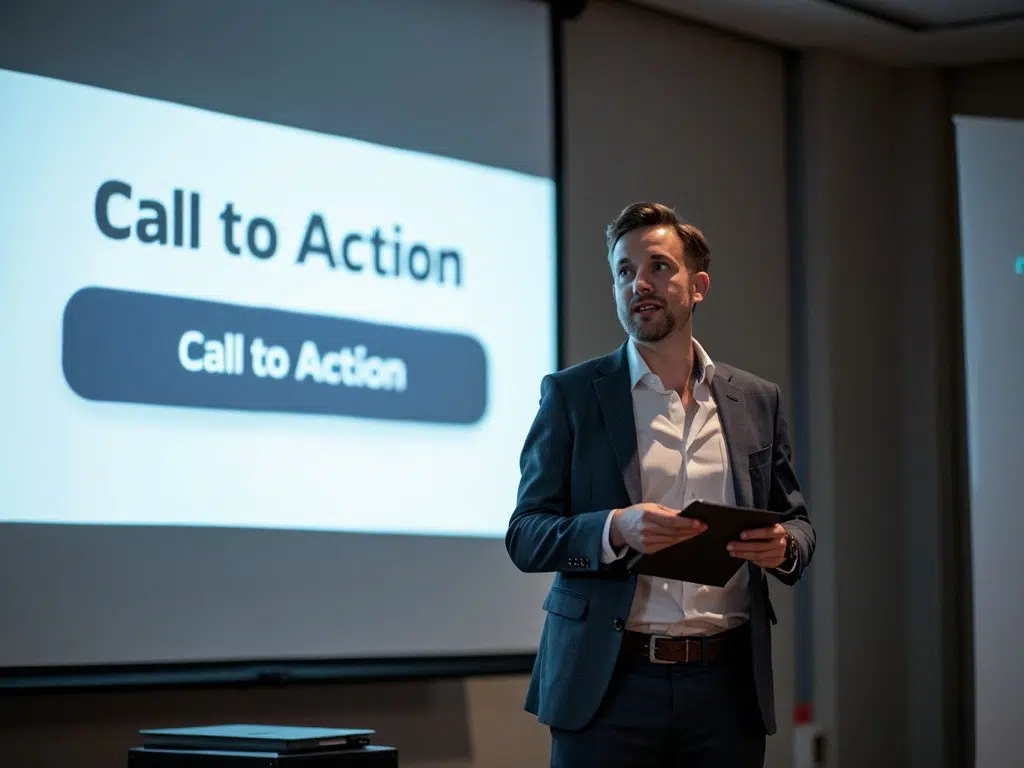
top-left (768, 383), bottom-right (816, 585)
top-left (505, 374), bottom-right (611, 574)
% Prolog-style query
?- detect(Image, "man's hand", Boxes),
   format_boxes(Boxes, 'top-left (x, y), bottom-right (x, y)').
top-left (727, 524), bottom-right (788, 568)
top-left (610, 503), bottom-right (707, 554)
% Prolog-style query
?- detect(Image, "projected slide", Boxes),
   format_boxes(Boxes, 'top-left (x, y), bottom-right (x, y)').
top-left (954, 115), bottom-right (1024, 768)
top-left (0, 68), bottom-right (556, 537)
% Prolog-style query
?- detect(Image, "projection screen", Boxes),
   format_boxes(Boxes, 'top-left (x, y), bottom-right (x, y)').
top-left (0, 0), bottom-right (558, 677)
top-left (953, 115), bottom-right (1024, 768)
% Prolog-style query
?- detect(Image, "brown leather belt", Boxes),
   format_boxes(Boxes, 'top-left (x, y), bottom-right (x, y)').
top-left (620, 626), bottom-right (748, 664)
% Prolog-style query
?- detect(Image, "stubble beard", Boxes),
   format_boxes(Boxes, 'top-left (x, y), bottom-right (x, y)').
top-left (620, 298), bottom-right (692, 344)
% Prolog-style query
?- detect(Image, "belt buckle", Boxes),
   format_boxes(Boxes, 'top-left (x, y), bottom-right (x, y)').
top-left (648, 634), bottom-right (679, 664)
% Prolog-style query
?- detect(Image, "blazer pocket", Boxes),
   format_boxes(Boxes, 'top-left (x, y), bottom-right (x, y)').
top-left (543, 587), bottom-right (589, 620)
top-left (748, 444), bottom-right (773, 470)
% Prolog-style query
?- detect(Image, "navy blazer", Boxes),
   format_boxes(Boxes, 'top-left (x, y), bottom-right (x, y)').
top-left (505, 343), bottom-right (815, 735)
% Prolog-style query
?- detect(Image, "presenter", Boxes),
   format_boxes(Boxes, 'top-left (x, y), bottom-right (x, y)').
top-left (506, 202), bottom-right (815, 767)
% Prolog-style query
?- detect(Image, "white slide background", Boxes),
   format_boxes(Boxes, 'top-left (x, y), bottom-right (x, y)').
top-left (0, 67), bottom-right (556, 538)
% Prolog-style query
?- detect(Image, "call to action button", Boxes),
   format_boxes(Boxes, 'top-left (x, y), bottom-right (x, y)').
top-left (62, 287), bottom-right (488, 424)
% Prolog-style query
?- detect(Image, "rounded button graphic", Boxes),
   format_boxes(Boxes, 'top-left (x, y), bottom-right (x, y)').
top-left (62, 287), bottom-right (488, 425)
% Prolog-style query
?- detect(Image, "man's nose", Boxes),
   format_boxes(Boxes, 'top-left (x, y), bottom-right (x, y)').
top-left (633, 272), bottom-right (653, 293)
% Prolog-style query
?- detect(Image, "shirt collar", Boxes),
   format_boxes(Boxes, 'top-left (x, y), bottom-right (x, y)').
top-left (626, 336), bottom-right (716, 391)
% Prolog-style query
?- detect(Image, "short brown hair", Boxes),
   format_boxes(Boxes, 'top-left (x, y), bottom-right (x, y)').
top-left (605, 202), bottom-right (711, 273)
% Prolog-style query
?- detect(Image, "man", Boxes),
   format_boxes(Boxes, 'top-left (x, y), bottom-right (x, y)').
top-left (505, 202), bottom-right (815, 767)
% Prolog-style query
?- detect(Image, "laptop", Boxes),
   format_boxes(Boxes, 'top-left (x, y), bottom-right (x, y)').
top-left (139, 725), bottom-right (374, 753)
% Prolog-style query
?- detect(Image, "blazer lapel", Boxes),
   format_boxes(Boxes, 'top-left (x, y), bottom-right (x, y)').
top-left (593, 344), bottom-right (642, 506)
top-left (710, 371), bottom-right (752, 508)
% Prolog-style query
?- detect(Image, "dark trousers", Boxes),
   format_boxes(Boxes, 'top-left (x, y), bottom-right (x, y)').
top-left (549, 637), bottom-right (766, 768)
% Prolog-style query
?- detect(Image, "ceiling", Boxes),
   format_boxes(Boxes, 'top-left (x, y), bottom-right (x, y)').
top-left (629, 0), bottom-right (1024, 65)
top-left (838, 0), bottom-right (1024, 28)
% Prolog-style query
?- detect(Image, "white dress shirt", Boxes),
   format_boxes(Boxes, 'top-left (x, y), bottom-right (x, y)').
top-left (600, 337), bottom-right (750, 636)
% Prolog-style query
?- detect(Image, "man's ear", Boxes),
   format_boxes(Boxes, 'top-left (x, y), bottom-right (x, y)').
top-left (693, 272), bottom-right (710, 306)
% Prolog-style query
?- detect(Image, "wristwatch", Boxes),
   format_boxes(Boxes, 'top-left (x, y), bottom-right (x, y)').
top-left (782, 531), bottom-right (798, 568)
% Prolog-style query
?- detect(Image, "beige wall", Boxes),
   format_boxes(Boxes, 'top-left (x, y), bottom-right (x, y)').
top-left (797, 51), bottom-right (963, 768)
top-left (799, 51), bottom-right (907, 767)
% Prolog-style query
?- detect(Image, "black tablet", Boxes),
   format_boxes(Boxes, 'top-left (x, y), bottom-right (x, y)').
top-left (625, 500), bottom-right (783, 587)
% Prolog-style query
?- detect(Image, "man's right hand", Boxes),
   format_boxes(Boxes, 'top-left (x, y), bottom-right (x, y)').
top-left (609, 503), bottom-right (707, 554)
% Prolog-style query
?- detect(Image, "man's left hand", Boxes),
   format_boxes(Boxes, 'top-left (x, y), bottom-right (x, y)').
top-left (727, 524), bottom-right (788, 569)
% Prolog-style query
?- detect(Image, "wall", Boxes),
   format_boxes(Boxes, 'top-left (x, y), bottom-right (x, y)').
top-left (796, 51), bottom-right (963, 768)
top-left (799, 51), bottom-right (905, 767)
top-left (950, 60), bottom-right (1024, 119)
top-left (895, 69), bottom-right (963, 768)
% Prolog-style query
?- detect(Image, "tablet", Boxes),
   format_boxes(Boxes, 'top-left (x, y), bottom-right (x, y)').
top-left (625, 500), bottom-right (783, 587)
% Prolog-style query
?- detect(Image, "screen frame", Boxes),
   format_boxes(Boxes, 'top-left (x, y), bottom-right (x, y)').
top-left (0, 0), bottom-right (570, 693)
